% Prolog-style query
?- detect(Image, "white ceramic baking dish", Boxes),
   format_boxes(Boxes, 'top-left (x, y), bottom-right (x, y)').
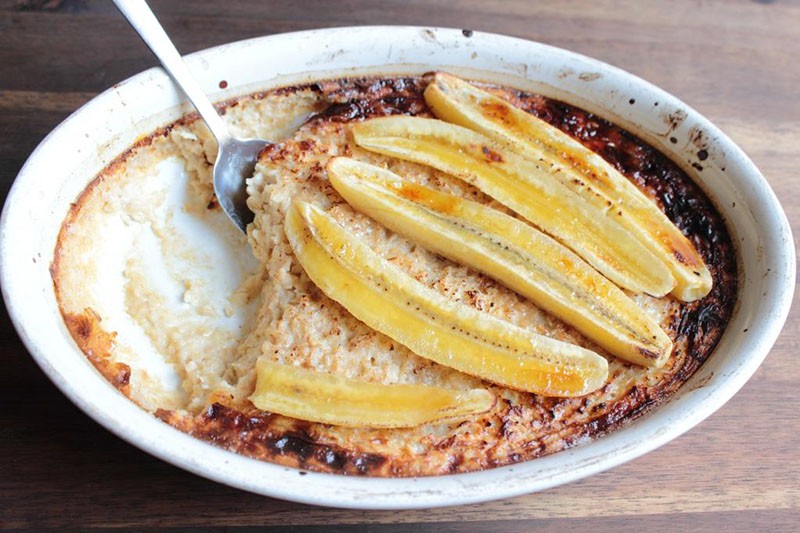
top-left (0, 26), bottom-right (794, 509)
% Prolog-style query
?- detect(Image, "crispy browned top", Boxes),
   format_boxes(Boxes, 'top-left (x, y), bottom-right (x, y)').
top-left (56, 75), bottom-right (737, 477)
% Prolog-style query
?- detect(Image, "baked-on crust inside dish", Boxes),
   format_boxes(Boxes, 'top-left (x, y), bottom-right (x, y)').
top-left (52, 74), bottom-right (737, 477)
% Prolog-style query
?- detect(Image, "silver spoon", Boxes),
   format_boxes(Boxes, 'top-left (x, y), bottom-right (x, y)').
top-left (113, 0), bottom-right (262, 232)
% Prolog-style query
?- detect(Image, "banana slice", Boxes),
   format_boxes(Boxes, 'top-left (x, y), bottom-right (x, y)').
top-left (284, 200), bottom-right (609, 397)
top-left (328, 157), bottom-right (673, 367)
top-left (250, 358), bottom-right (496, 428)
top-left (351, 116), bottom-right (675, 297)
top-left (424, 72), bottom-right (711, 301)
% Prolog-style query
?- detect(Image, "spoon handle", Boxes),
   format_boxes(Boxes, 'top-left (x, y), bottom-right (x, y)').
top-left (113, 0), bottom-right (231, 145)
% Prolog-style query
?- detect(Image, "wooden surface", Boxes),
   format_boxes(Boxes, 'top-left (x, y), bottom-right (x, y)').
top-left (1, 0), bottom-right (798, 530)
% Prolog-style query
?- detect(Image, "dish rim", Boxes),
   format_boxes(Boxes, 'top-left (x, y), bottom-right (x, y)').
top-left (0, 25), bottom-right (794, 509)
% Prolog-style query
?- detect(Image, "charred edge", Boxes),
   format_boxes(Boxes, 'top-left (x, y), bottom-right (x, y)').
top-left (310, 76), bottom-right (431, 123)
top-left (180, 404), bottom-right (389, 476)
top-left (507, 86), bottom-right (737, 326)
top-left (584, 385), bottom-right (648, 436)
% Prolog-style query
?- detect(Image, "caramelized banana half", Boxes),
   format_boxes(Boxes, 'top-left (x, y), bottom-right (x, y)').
top-left (284, 200), bottom-right (609, 397)
top-left (250, 358), bottom-right (496, 428)
top-left (328, 157), bottom-right (673, 367)
top-left (424, 72), bottom-right (711, 301)
top-left (351, 116), bottom-right (675, 297)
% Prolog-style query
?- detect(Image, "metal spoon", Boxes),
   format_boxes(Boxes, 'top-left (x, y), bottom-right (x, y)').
top-left (113, 0), bottom-right (261, 232)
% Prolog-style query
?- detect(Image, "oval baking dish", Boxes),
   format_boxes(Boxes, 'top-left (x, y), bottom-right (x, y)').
top-left (0, 27), bottom-right (793, 509)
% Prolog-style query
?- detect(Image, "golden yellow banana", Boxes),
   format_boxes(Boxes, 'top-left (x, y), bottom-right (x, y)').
top-left (284, 200), bottom-right (609, 397)
top-left (424, 72), bottom-right (711, 301)
top-left (327, 157), bottom-right (673, 367)
top-left (352, 116), bottom-right (675, 297)
top-left (250, 358), bottom-right (496, 428)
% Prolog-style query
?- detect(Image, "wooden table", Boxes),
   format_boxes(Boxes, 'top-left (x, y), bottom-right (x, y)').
top-left (2, 1), bottom-right (798, 530)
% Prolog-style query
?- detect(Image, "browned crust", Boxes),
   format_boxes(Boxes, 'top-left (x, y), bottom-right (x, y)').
top-left (156, 405), bottom-right (390, 475)
top-left (62, 308), bottom-right (130, 396)
top-left (53, 75), bottom-right (737, 477)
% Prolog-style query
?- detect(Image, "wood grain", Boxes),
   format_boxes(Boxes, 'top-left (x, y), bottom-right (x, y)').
top-left (1, 0), bottom-right (798, 530)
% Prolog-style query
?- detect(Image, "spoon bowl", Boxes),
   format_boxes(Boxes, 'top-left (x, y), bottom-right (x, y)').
top-left (114, 0), bottom-right (263, 232)
top-left (213, 138), bottom-right (264, 231)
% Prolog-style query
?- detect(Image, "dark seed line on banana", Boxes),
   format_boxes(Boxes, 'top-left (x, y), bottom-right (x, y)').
top-left (408, 200), bottom-right (652, 341)
top-left (317, 226), bottom-right (552, 362)
top-left (349, 179), bottom-right (636, 332)
top-left (326, 157), bottom-right (672, 368)
top-left (334, 169), bottom-right (654, 337)
top-left (287, 201), bottom-right (609, 391)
